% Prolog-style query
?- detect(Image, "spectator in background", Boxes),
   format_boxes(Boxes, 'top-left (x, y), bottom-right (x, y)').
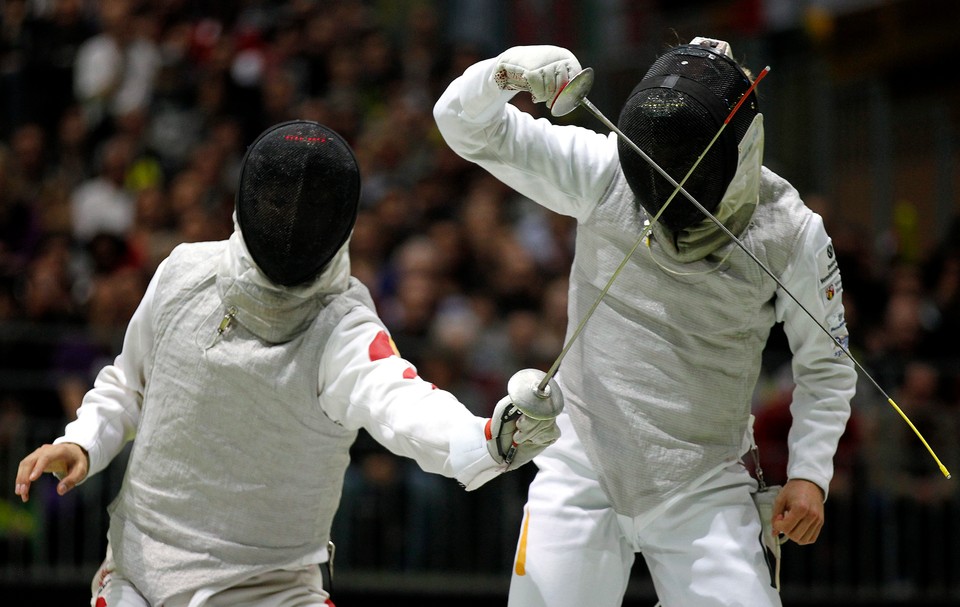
top-left (73, 0), bottom-right (160, 142)
top-left (378, 235), bottom-right (446, 366)
top-left (0, 145), bottom-right (37, 274)
top-left (50, 104), bottom-right (94, 191)
top-left (8, 123), bottom-right (49, 202)
top-left (1, 235), bottom-right (78, 422)
top-left (863, 361), bottom-right (958, 503)
top-left (0, 0), bottom-right (29, 139)
top-left (126, 186), bottom-right (178, 275)
top-left (70, 134), bottom-right (136, 245)
top-left (54, 265), bottom-right (147, 421)
top-left (864, 285), bottom-right (938, 395)
top-left (923, 216), bottom-right (960, 360)
top-left (22, 0), bottom-right (94, 137)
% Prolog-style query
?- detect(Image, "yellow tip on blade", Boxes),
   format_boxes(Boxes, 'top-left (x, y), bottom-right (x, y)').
top-left (888, 398), bottom-right (951, 479)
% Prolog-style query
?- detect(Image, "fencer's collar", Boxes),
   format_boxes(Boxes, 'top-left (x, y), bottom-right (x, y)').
top-left (651, 113), bottom-right (764, 262)
top-left (216, 218), bottom-right (351, 343)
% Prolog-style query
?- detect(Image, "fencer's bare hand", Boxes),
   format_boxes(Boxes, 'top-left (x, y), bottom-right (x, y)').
top-left (14, 443), bottom-right (89, 503)
top-left (771, 479), bottom-right (824, 545)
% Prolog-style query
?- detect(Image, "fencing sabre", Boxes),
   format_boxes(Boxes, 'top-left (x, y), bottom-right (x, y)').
top-left (533, 64), bottom-right (951, 479)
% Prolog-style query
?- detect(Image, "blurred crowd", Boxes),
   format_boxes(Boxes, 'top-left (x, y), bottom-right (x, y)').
top-left (0, 0), bottom-right (958, 574)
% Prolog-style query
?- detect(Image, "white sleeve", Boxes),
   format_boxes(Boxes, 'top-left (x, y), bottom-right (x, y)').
top-left (53, 259), bottom-right (164, 478)
top-left (320, 306), bottom-right (502, 490)
top-left (775, 214), bottom-right (856, 498)
top-left (433, 57), bottom-right (620, 222)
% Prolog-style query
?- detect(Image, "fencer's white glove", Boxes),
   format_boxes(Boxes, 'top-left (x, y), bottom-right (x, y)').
top-left (486, 396), bottom-right (560, 471)
top-left (493, 45), bottom-right (582, 109)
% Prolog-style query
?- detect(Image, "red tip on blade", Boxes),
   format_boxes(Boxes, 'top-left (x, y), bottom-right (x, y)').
top-left (724, 65), bottom-right (771, 125)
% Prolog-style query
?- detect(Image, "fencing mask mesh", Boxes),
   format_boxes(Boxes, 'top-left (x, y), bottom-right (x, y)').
top-left (237, 121), bottom-right (360, 286)
top-left (617, 40), bottom-right (758, 232)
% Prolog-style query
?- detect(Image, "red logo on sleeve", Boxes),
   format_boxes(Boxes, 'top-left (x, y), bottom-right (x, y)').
top-left (368, 330), bottom-right (400, 361)
top-left (369, 331), bottom-right (433, 386)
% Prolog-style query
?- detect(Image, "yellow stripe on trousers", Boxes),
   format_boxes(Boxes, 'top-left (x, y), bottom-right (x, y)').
top-left (514, 506), bottom-right (530, 576)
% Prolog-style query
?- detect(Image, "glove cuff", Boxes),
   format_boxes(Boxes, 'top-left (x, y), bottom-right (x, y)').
top-left (449, 417), bottom-right (505, 491)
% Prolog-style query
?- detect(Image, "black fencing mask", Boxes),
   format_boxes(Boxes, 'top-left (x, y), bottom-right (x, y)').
top-left (237, 121), bottom-right (360, 286)
top-left (617, 38), bottom-right (758, 232)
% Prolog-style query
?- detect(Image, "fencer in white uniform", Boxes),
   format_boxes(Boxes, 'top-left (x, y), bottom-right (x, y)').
top-left (14, 121), bottom-right (560, 607)
top-left (434, 41), bottom-right (856, 606)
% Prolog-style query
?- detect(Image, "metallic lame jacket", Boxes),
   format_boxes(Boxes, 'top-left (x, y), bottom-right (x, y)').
top-left (57, 231), bottom-right (497, 604)
top-left (435, 57), bottom-right (856, 517)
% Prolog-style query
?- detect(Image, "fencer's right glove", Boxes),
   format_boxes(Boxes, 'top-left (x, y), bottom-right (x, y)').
top-left (493, 45), bottom-right (582, 109)
top-left (486, 396), bottom-right (561, 471)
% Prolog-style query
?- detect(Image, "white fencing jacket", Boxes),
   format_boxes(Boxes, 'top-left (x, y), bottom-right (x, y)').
top-left (55, 229), bottom-right (499, 604)
top-left (434, 57), bottom-right (856, 517)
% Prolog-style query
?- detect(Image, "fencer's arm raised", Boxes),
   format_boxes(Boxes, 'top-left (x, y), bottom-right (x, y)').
top-left (320, 307), bottom-right (559, 490)
top-left (15, 258), bottom-right (160, 502)
top-left (775, 212), bottom-right (856, 498)
top-left (433, 47), bottom-right (618, 221)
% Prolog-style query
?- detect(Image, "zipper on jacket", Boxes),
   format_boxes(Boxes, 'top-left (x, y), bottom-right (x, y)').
top-left (198, 305), bottom-right (237, 350)
top-left (217, 306), bottom-right (237, 336)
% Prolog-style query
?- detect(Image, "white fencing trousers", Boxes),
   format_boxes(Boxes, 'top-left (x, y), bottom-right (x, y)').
top-left (508, 412), bottom-right (781, 607)
top-left (90, 545), bottom-right (333, 607)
